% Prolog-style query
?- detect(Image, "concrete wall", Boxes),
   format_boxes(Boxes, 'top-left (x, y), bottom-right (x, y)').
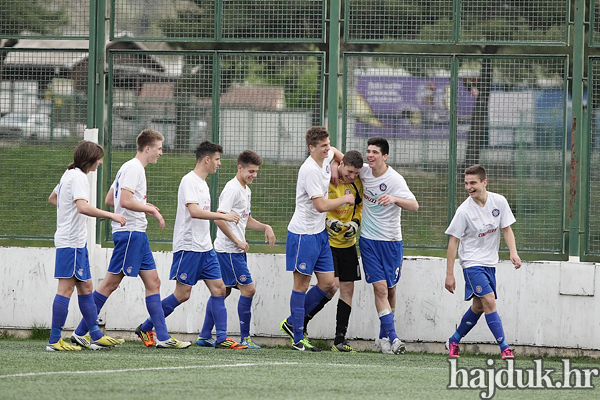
top-left (1, 245), bottom-right (599, 353)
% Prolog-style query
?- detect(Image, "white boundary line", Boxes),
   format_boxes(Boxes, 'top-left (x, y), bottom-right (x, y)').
top-left (0, 362), bottom-right (298, 379)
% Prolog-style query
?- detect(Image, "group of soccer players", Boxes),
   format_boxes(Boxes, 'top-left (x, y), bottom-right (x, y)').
top-left (47, 126), bottom-right (521, 359)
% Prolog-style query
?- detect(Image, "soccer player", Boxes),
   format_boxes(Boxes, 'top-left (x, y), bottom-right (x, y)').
top-left (358, 136), bottom-right (419, 355)
top-left (47, 140), bottom-right (125, 351)
top-left (444, 164), bottom-right (521, 360)
top-left (195, 150), bottom-right (276, 349)
top-left (295, 150), bottom-right (364, 352)
top-left (280, 126), bottom-right (355, 351)
top-left (136, 141), bottom-right (247, 350)
top-left (71, 129), bottom-right (190, 349)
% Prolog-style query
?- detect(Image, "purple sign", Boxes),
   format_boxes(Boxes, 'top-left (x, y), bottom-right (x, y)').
top-left (353, 76), bottom-right (477, 139)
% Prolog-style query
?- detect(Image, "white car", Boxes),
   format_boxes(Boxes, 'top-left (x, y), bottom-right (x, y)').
top-left (0, 113), bottom-right (70, 139)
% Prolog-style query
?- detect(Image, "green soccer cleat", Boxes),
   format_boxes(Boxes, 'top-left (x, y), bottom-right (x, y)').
top-left (291, 338), bottom-right (321, 352)
top-left (155, 337), bottom-right (192, 349)
top-left (90, 335), bottom-right (122, 350)
top-left (240, 336), bottom-right (261, 349)
top-left (331, 341), bottom-right (357, 353)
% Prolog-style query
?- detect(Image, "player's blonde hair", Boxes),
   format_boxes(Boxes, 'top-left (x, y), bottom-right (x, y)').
top-left (136, 129), bottom-right (164, 152)
top-left (68, 140), bottom-right (104, 173)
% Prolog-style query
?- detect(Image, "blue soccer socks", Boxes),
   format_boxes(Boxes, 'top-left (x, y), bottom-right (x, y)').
top-left (238, 295), bottom-right (253, 340)
top-left (211, 296), bottom-right (228, 343)
top-left (450, 307), bottom-right (482, 344)
top-left (77, 293), bottom-right (103, 341)
top-left (146, 294), bottom-right (169, 342)
top-left (199, 297), bottom-right (215, 338)
top-left (379, 311), bottom-right (399, 343)
top-left (485, 311), bottom-right (509, 351)
top-left (140, 293), bottom-right (181, 332)
top-left (74, 290), bottom-right (107, 336)
top-left (49, 294), bottom-right (70, 344)
top-left (290, 290), bottom-right (306, 343)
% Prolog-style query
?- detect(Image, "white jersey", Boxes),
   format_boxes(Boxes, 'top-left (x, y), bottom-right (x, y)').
top-left (172, 171), bottom-right (213, 252)
top-left (445, 191), bottom-right (516, 269)
top-left (110, 158), bottom-right (148, 233)
top-left (359, 164), bottom-right (416, 241)
top-left (287, 150), bottom-right (334, 235)
top-left (53, 168), bottom-right (89, 248)
top-left (214, 177), bottom-right (251, 253)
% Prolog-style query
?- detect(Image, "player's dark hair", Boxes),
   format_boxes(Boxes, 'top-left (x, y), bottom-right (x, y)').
top-left (342, 150), bottom-right (363, 169)
top-left (305, 126), bottom-right (330, 147)
top-left (196, 140), bottom-right (223, 161)
top-left (367, 136), bottom-right (389, 155)
top-left (237, 150), bottom-right (263, 167)
top-left (464, 164), bottom-right (487, 182)
top-left (137, 129), bottom-right (164, 152)
top-left (69, 140), bottom-right (104, 173)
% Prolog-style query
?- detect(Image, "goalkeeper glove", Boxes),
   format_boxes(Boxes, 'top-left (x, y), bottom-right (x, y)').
top-left (343, 218), bottom-right (360, 239)
top-left (325, 218), bottom-right (343, 237)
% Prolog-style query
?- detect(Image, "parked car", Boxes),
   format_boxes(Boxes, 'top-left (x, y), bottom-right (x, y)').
top-left (0, 113), bottom-right (70, 139)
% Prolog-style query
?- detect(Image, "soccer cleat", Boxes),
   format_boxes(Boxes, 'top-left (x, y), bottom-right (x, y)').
top-left (445, 340), bottom-right (460, 358)
top-left (196, 336), bottom-right (216, 347)
top-left (291, 339), bottom-right (321, 352)
top-left (46, 338), bottom-right (82, 351)
top-left (215, 338), bottom-right (248, 349)
top-left (135, 324), bottom-right (156, 347)
top-left (501, 348), bottom-right (515, 360)
top-left (241, 336), bottom-right (261, 349)
top-left (90, 335), bottom-right (122, 350)
top-left (375, 337), bottom-right (394, 354)
top-left (331, 341), bottom-right (357, 353)
top-left (155, 337), bottom-right (192, 349)
top-left (391, 338), bottom-right (406, 354)
top-left (279, 319), bottom-right (294, 341)
top-left (71, 332), bottom-right (92, 349)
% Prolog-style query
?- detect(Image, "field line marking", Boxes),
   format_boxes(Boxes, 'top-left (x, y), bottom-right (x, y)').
top-left (0, 362), bottom-right (298, 379)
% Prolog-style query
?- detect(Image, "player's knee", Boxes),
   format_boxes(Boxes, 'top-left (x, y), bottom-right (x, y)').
top-left (241, 285), bottom-right (256, 297)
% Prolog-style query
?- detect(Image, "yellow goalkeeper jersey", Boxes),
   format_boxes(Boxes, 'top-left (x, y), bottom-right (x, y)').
top-left (326, 177), bottom-right (363, 248)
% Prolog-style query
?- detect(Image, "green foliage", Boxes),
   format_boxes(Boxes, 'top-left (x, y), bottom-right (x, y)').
top-left (0, 0), bottom-right (68, 36)
top-left (29, 325), bottom-right (50, 341)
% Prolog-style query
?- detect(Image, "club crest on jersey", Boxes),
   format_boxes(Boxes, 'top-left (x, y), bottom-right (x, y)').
top-left (492, 208), bottom-right (500, 217)
top-left (345, 188), bottom-right (351, 195)
top-left (298, 262), bottom-right (306, 271)
top-left (476, 285), bottom-right (483, 293)
top-left (180, 273), bottom-right (187, 280)
top-left (380, 183), bottom-right (387, 192)
top-left (127, 266), bottom-right (133, 274)
top-left (239, 275), bottom-right (247, 283)
top-left (326, 166), bottom-right (330, 174)
top-left (77, 268), bottom-right (83, 276)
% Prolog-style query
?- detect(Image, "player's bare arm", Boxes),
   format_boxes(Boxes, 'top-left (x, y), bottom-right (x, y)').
top-left (247, 216), bottom-right (276, 247)
top-left (215, 216), bottom-right (248, 252)
top-left (312, 193), bottom-right (355, 213)
top-left (377, 195), bottom-right (419, 211)
top-left (75, 199), bottom-right (126, 226)
top-left (105, 188), bottom-right (114, 207)
top-left (445, 235), bottom-right (460, 294)
top-left (501, 226), bottom-right (522, 269)
top-left (120, 188), bottom-right (165, 230)
top-left (187, 203), bottom-right (240, 224)
top-left (48, 191), bottom-right (58, 207)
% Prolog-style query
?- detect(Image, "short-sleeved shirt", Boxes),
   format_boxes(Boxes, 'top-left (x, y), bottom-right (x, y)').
top-left (110, 158), bottom-right (148, 233)
top-left (172, 171), bottom-right (213, 253)
top-left (214, 177), bottom-right (251, 253)
top-left (359, 164), bottom-right (416, 241)
top-left (445, 191), bottom-right (516, 269)
top-left (326, 177), bottom-right (363, 248)
top-left (54, 168), bottom-right (89, 248)
top-left (287, 150), bottom-right (334, 235)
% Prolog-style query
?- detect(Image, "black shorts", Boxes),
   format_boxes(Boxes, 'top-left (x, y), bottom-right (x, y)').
top-left (330, 245), bottom-right (361, 282)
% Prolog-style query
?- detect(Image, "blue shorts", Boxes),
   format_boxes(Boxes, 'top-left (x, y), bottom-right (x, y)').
top-left (463, 266), bottom-right (497, 301)
top-left (55, 247), bottom-right (90, 282)
top-left (170, 250), bottom-right (222, 286)
top-left (217, 252), bottom-right (253, 287)
top-left (286, 230), bottom-right (334, 276)
top-left (108, 231), bottom-right (156, 277)
top-left (359, 237), bottom-right (403, 287)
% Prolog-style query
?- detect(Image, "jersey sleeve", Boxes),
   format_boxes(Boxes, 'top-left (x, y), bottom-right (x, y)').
top-left (120, 164), bottom-right (142, 193)
top-left (499, 196), bottom-right (516, 229)
top-left (180, 176), bottom-right (199, 205)
top-left (305, 169), bottom-right (325, 199)
top-left (217, 184), bottom-right (236, 213)
top-left (358, 163), bottom-right (370, 178)
top-left (445, 208), bottom-right (467, 239)
top-left (354, 178), bottom-right (363, 222)
top-left (71, 173), bottom-right (89, 202)
top-left (391, 173), bottom-right (416, 200)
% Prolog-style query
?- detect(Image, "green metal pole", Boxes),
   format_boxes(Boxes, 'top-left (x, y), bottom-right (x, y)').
top-left (327, 0), bottom-right (341, 146)
top-left (210, 51), bottom-right (220, 240)
top-left (570, 0), bottom-right (585, 259)
top-left (447, 56), bottom-right (458, 227)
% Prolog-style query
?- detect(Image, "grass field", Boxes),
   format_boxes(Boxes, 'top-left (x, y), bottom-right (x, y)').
top-left (1, 337), bottom-right (599, 400)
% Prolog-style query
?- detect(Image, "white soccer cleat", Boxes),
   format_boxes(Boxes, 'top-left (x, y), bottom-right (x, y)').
top-left (375, 337), bottom-right (394, 354)
top-left (391, 338), bottom-right (406, 354)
